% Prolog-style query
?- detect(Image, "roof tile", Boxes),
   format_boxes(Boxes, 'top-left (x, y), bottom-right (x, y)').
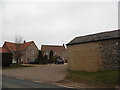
top-left (0, 47), bottom-right (10, 53)
top-left (41, 45), bottom-right (66, 52)
top-left (4, 41), bottom-right (33, 51)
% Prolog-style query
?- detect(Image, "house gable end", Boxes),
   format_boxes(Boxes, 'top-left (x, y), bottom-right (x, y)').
top-left (24, 41), bottom-right (39, 51)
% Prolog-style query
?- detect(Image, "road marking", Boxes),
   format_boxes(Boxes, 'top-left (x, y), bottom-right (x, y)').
top-left (4, 75), bottom-right (75, 89)
top-left (57, 84), bottom-right (75, 88)
top-left (33, 80), bottom-right (41, 83)
top-left (32, 80), bottom-right (75, 89)
top-left (16, 78), bottom-right (25, 80)
top-left (34, 87), bottom-right (38, 88)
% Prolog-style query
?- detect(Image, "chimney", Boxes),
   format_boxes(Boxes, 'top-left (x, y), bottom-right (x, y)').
top-left (24, 40), bottom-right (26, 44)
top-left (63, 43), bottom-right (66, 48)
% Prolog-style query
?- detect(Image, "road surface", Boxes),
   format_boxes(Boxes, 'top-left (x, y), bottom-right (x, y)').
top-left (2, 75), bottom-right (76, 89)
top-left (3, 64), bottom-right (68, 83)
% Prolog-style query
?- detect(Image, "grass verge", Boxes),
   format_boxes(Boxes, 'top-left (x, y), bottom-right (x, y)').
top-left (2, 64), bottom-right (32, 69)
top-left (65, 70), bottom-right (120, 87)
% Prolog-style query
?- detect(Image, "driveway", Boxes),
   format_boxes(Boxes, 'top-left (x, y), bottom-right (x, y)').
top-left (2, 64), bottom-right (68, 83)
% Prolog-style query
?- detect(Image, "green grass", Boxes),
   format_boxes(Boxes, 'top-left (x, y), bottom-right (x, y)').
top-left (2, 64), bottom-right (32, 69)
top-left (65, 70), bottom-right (120, 87)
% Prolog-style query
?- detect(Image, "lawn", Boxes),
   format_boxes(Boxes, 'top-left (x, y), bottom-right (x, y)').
top-left (2, 64), bottom-right (32, 69)
top-left (65, 70), bottom-right (120, 87)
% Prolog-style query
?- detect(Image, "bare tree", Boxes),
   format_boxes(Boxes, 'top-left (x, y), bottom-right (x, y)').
top-left (14, 34), bottom-right (23, 64)
top-left (15, 34), bottom-right (23, 44)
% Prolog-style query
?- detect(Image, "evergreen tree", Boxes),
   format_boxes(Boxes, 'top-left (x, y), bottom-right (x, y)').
top-left (43, 55), bottom-right (48, 64)
top-left (48, 50), bottom-right (54, 63)
top-left (49, 50), bottom-right (53, 60)
top-left (38, 50), bottom-right (43, 64)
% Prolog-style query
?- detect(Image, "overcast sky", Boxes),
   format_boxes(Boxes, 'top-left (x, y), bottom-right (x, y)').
top-left (0, 0), bottom-right (119, 49)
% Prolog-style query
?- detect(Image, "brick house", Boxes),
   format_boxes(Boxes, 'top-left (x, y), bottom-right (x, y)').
top-left (2, 41), bottom-right (39, 64)
top-left (67, 30), bottom-right (120, 71)
top-left (41, 45), bottom-right (67, 60)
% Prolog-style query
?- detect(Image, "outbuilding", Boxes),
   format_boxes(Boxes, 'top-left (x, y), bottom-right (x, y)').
top-left (0, 47), bottom-right (12, 66)
top-left (67, 30), bottom-right (120, 71)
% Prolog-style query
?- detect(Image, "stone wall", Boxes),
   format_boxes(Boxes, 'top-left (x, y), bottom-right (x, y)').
top-left (99, 39), bottom-right (120, 70)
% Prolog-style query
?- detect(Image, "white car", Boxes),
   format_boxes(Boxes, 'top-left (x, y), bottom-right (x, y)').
top-left (55, 58), bottom-right (64, 64)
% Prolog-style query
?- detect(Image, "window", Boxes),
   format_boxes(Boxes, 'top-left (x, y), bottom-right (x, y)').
top-left (32, 51), bottom-right (34, 54)
top-left (54, 52), bottom-right (56, 55)
top-left (30, 50), bottom-right (34, 54)
top-left (46, 52), bottom-right (49, 55)
top-left (32, 57), bottom-right (34, 60)
top-left (60, 52), bottom-right (64, 55)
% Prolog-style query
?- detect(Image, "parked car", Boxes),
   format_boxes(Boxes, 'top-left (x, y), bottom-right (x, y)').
top-left (55, 58), bottom-right (64, 64)
top-left (29, 60), bottom-right (36, 64)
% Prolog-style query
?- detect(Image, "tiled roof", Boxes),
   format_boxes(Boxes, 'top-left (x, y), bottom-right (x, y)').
top-left (41, 45), bottom-right (66, 52)
top-left (0, 47), bottom-right (10, 53)
top-left (3, 41), bottom-right (33, 51)
top-left (20, 41), bottom-right (33, 50)
top-left (67, 30), bottom-right (120, 45)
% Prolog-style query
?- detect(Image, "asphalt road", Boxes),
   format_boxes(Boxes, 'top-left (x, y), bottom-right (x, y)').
top-left (2, 75), bottom-right (76, 89)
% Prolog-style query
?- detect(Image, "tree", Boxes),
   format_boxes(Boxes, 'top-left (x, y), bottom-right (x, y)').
top-left (36, 50), bottom-right (43, 64)
top-left (15, 34), bottom-right (23, 44)
top-left (43, 55), bottom-right (48, 64)
top-left (14, 34), bottom-right (23, 64)
top-left (48, 50), bottom-right (53, 63)
top-left (49, 50), bottom-right (53, 60)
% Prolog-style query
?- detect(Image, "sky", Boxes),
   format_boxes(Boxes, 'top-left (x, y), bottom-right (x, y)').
top-left (0, 0), bottom-right (119, 49)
